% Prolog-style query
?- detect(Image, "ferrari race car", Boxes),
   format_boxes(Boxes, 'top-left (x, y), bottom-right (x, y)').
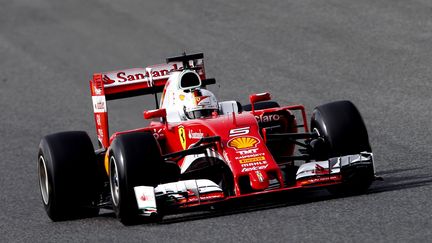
top-left (38, 53), bottom-right (377, 224)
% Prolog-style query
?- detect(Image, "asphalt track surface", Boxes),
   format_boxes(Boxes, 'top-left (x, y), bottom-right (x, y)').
top-left (1, 0), bottom-right (432, 242)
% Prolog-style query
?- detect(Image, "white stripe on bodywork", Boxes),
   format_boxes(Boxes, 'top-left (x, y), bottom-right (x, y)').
top-left (180, 148), bottom-right (225, 174)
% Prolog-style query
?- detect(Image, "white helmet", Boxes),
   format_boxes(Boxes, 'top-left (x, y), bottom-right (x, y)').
top-left (181, 89), bottom-right (218, 119)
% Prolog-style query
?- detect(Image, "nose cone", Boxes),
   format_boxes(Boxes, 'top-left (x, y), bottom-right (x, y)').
top-left (248, 170), bottom-right (269, 190)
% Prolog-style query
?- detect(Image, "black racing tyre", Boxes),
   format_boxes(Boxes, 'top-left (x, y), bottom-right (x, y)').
top-left (109, 132), bottom-right (163, 225)
top-left (243, 101), bottom-right (280, 111)
top-left (38, 131), bottom-right (99, 221)
top-left (311, 101), bottom-right (374, 194)
top-left (310, 100), bottom-right (371, 159)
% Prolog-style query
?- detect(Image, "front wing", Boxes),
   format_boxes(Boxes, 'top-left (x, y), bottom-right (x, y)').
top-left (133, 152), bottom-right (375, 216)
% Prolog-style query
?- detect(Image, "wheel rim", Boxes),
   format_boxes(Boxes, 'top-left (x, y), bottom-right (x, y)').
top-left (38, 156), bottom-right (49, 205)
top-left (109, 156), bottom-right (120, 206)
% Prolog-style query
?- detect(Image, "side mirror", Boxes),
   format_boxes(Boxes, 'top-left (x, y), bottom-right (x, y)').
top-left (143, 108), bottom-right (166, 120)
top-left (249, 92), bottom-right (271, 112)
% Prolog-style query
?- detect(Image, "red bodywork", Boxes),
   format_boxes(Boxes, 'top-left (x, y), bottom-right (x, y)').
top-left (89, 59), bottom-right (344, 207)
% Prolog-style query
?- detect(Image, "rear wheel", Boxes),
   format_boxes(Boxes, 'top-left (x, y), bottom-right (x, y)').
top-left (109, 132), bottom-right (163, 225)
top-left (38, 131), bottom-right (99, 221)
top-left (310, 100), bottom-right (374, 194)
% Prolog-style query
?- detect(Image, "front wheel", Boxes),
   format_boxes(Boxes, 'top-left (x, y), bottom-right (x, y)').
top-left (109, 132), bottom-right (163, 225)
top-left (310, 100), bottom-right (374, 194)
top-left (310, 100), bottom-right (371, 159)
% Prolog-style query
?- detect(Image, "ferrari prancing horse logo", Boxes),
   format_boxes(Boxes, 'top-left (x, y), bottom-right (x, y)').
top-left (178, 126), bottom-right (186, 150)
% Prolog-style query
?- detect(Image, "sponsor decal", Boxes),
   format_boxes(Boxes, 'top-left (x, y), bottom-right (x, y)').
top-left (239, 156), bottom-right (265, 164)
top-left (97, 128), bottom-right (104, 137)
top-left (255, 114), bottom-right (281, 123)
top-left (102, 64), bottom-right (180, 87)
top-left (229, 127), bottom-right (250, 137)
top-left (236, 153), bottom-right (265, 161)
top-left (240, 161), bottom-right (267, 168)
top-left (188, 129), bottom-right (204, 139)
top-left (179, 94), bottom-right (185, 101)
top-left (241, 164), bottom-right (268, 172)
top-left (315, 164), bottom-right (331, 175)
top-left (232, 149), bottom-right (268, 167)
top-left (96, 114), bottom-right (101, 126)
top-left (228, 136), bottom-right (259, 150)
top-left (178, 126), bottom-right (186, 150)
top-left (152, 128), bottom-right (163, 139)
top-left (298, 175), bottom-right (341, 186)
top-left (97, 127), bottom-right (105, 147)
top-left (92, 96), bottom-right (106, 113)
top-left (199, 192), bottom-right (225, 201)
top-left (140, 194), bottom-right (150, 202)
top-left (235, 152), bottom-right (265, 160)
top-left (134, 186), bottom-right (157, 213)
top-left (236, 148), bottom-right (259, 155)
top-left (94, 88), bottom-right (103, 95)
top-left (256, 171), bottom-right (264, 182)
top-left (102, 75), bottom-right (115, 85)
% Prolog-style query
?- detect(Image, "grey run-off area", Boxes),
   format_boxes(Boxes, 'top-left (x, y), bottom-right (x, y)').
top-left (0, 0), bottom-right (431, 242)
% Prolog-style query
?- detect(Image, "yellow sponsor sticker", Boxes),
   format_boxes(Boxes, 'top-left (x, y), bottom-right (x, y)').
top-left (239, 156), bottom-right (266, 164)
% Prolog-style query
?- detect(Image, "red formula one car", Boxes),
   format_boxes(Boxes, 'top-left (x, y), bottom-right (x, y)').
top-left (38, 53), bottom-right (376, 224)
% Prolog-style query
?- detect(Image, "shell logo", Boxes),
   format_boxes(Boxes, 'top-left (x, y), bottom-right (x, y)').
top-left (228, 136), bottom-right (259, 150)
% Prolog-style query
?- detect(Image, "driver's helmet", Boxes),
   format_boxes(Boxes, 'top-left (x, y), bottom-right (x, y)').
top-left (182, 89), bottom-right (218, 119)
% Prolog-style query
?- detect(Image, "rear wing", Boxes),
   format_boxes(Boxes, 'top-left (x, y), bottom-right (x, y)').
top-left (89, 53), bottom-right (213, 148)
